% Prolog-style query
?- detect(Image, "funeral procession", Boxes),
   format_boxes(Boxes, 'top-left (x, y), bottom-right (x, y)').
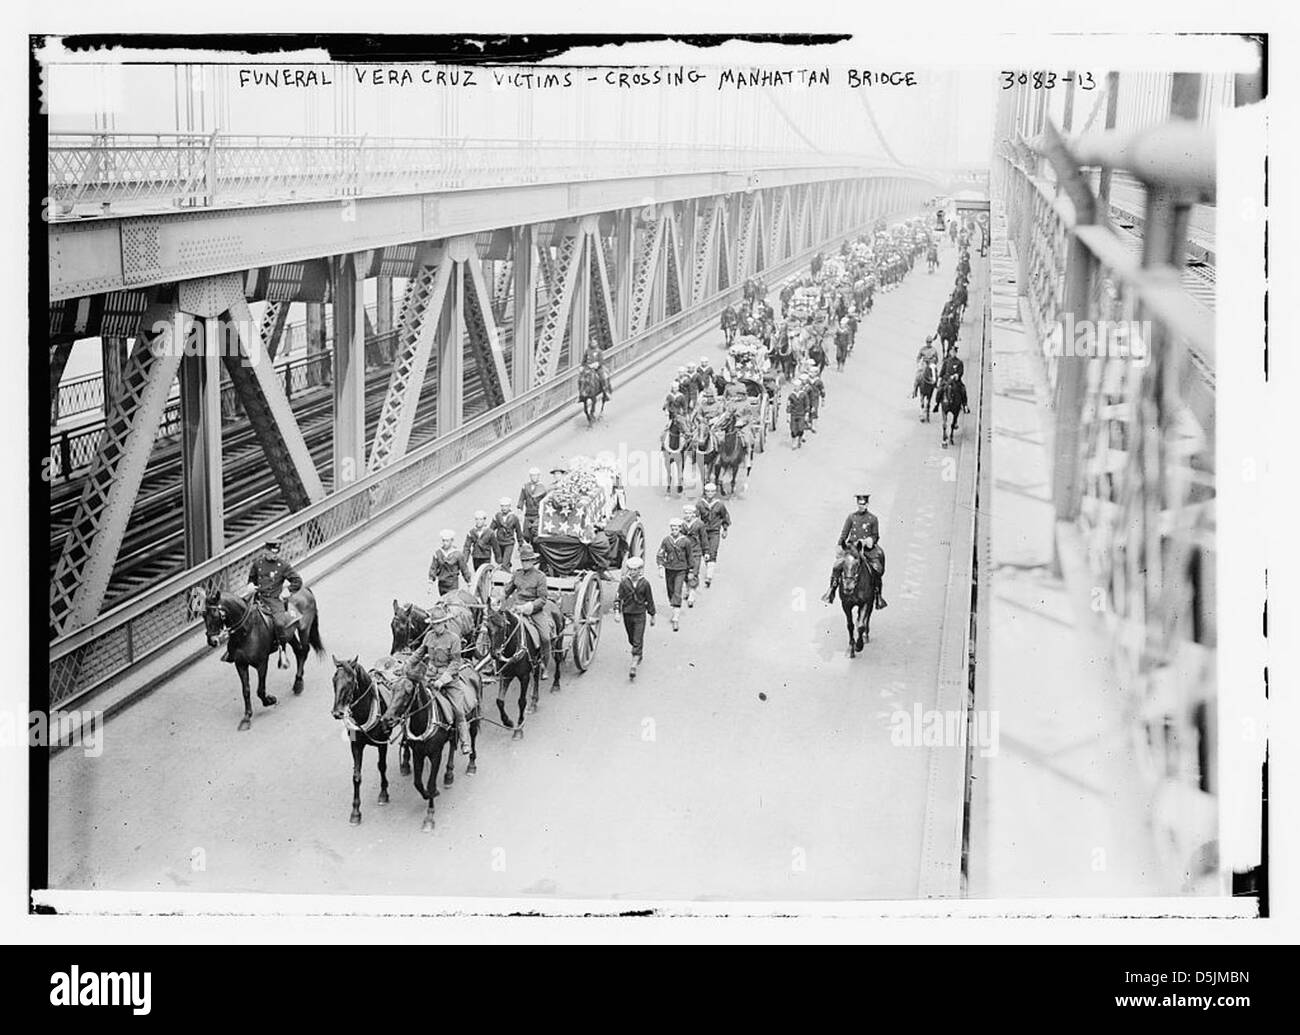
top-left (40, 46), bottom-right (1241, 908)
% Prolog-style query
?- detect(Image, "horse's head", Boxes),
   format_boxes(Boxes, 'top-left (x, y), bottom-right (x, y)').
top-left (476, 605), bottom-right (509, 660)
top-left (330, 654), bottom-right (363, 720)
top-left (390, 600), bottom-right (427, 655)
top-left (202, 589), bottom-right (232, 647)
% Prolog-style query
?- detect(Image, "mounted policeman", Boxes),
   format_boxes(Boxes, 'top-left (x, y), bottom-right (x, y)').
top-left (837, 493), bottom-right (888, 610)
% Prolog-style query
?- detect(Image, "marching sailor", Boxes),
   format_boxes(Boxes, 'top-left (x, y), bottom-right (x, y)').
top-left (837, 492), bottom-right (888, 609)
top-left (463, 511), bottom-right (494, 571)
top-left (679, 502), bottom-right (707, 608)
top-left (694, 482), bottom-right (731, 587)
top-left (615, 556), bottom-right (656, 679)
top-left (428, 529), bottom-right (473, 599)
top-left (656, 517), bottom-right (700, 632)
top-left (490, 497), bottom-right (525, 568)
top-left (517, 467), bottom-right (549, 542)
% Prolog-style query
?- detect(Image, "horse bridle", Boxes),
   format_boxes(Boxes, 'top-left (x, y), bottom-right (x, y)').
top-left (483, 610), bottom-right (527, 668)
top-left (207, 595), bottom-right (257, 646)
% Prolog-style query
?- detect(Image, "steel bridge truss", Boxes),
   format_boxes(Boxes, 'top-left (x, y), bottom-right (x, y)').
top-left (48, 173), bottom-right (933, 635)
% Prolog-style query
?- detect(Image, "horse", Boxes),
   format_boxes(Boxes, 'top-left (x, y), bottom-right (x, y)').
top-left (914, 359), bottom-right (938, 422)
top-left (692, 412), bottom-right (720, 489)
top-left (939, 376), bottom-right (965, 448)
top-left (578, 364), bottom-right (606, 425)
top-left (390, 591), bottom-right (482, 656)
top-left (203, 588), bottom-right (324, 731)
top-left (380, 665), bottom-right (482, 832)
top-left (710, 410), bottom-right (752, 497)
top-left (330, 656), bottom-right (400, 825)
top-left (475, 605), bottom-right (566, 739)
top-left (660, 412), bottom-right (694, 496)
top-left (829, 542), bottom-right (878, 657)
top-left (808, 337), bottom-right (828, 376)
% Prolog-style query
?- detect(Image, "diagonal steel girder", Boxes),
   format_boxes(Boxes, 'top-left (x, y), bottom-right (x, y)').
top-left (715, 201), bottom-right (733, 291)
top-left (661, 205), bottom-right (685, 318)
top-left (458, 237), bottom-right (514, 410)
top-left (225, 294), bottom-right (327, 508)
top-left (692, 198), bottom-right (721, 304)
top-left (260, 300), bottom-right (290, 360)
top-left (49, 303), bottom-right (183, 635)
top-left (628, 210), bottom-right (663, 337)
top-left (768, 188), bottom-right (789, 266)
top-left (588, 226), bottom-right (618, 353)
top-left (533, 222), bottom-right (585, 384)
top-left (367, 257), bottom-right (452, 473)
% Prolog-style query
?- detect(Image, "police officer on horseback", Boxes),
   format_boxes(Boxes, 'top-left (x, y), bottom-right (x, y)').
top-left (837, 494), bottom-right (888, 609)
top-left (225, 538), bottom-right (302, 662)
top-left (933, 345), bottom-right (970, 414)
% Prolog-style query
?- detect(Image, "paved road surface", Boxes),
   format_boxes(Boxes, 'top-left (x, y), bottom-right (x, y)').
top-left (49, 235), bottom-right (981, 902)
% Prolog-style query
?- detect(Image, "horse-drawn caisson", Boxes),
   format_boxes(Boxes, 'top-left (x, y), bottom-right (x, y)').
top-left (473, 455), bottom-right (644, 680)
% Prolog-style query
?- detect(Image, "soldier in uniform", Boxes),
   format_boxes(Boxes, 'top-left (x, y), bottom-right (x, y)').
top-left (804, 363), bottom-right (825, 432)
top-left (490, 497), bottom-right (524, 568)
top-left (663, 381), bottom-right (688, 422)
top-left (428, 529), bottom-right (473, 599)
top-left (582, 344), bottom-right (613, 400)
top-left (934, 345), bottom-right (969, 414)
top-left (656, 517), bottom-right (700, 632)
top-left (695, 482), bottom-right (731, 587)
top-left (517, 467), bottom-right (549, 542)
top-left (226, 538), bottom-right (302, 662)
top-left (501, 544), bottom-right (562, 677)
top-left (464, 510), bottom-right (494, 571)
top-left (914, 334), bottom-right (941, 400)
top-left (787, 376), bottom-right (809, 449)
top-left (837, 493), bottom-right (888, 609)
top-left (698, 384), bottom-right (722, 425)
top-left (615, 556), bottom-right (656, 678)
top-left (389, 601), bottom-right (473, 754)
top-left (680, 503), bottom-right (707, 608)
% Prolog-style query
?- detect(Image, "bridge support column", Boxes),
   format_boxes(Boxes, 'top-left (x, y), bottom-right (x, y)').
top-left (305, 301), bottom-right (327, 388)
top-left (49, 342), bottom-right (73, 423)
top-left (179, 316), bottom-right (225, 566)
top-left (331, 253), bottom-right (368, 489)
top-left (101, 336), bottom-right (129, 417)
top-left (438, 261), bottom-right (465, 433)
top-left (613, 210), bottom-right (633, 340)
top-left (571, 233), bottom-right (591, 366)
top-left (512, 227), bottom-right (536, 393)
top-left (376, 277), bottom-right (394, 334)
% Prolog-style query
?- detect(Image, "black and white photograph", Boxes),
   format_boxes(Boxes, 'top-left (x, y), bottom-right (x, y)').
top-left (9, 11), bottom-right (1288, 949)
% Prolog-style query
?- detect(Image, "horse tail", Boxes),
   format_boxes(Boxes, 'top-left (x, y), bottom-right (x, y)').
top-left (308, 613), bottom-right (325, 659)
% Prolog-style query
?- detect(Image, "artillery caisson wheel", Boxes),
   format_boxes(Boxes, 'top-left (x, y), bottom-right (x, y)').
top-left (625, 518), bottom-right (645, 563)
top-left (472, 562), bottom-right (495, 609)
top-left (571, 571), bottom-right (602, 672)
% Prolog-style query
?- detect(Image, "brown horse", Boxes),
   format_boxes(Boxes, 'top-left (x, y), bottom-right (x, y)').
top-left (825, 542), bottom-right (878, 656)
top-left (709, 410), bottom-right (752, 497)
top-left (330, 656), bottom-right (399, 825)
top-left (203, 588), bottom-right (324, 731)
top-left (578, 364), bottom-right (607, 424)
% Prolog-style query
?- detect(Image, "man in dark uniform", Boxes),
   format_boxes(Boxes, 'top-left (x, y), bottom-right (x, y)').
top-left (804, 363), bottom-right (826, 431)
top-left (615, 556), bottom-right (656, 679)
top-left (517, 467), bottom-right (549, 542)
top-left (934, 345), bottom-right (969, 414)
top-left (389, 601), bottom-right (475, 753)
top-left (787, 376), bottom-right (809, 449)
top-left (428, 529), bottom-right (473, 599)
top-left (680, 503), bottom-right (707, 608)
top-left (695, 482), bottom-right (731, 587)
top-left (838, 493), bottom-right (887, 608)
top-left (501, 544), bottom-right (561, 675)
top-left (656, 517), bottom-right (700, 632)
top-left (490, 497), bottom-right (524, 568)
top-left (582, 345), bottom-right (613, 401)
top-left (463, 510), bottom-right (494, 571)
top-left (227, 538), bottom-right (303, 661)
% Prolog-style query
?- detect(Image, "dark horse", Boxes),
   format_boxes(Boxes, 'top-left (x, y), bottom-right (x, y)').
top-left (709, 410), bottom-right (752, 497)
top-left (578, 364), bottom-right (606, 425)
top-left (939, 376), bottom-right (965, 448)
top-left (807, 336), bottom-right (828, 376)
top-left (475, 605), bottom-right (566, 739)
top-left (203, 588), bottom-right (324, 730)
top-left (330, 656), bottom-right (398, 825)
top-left (825, 542), bottom-right (878, 657)
top-left (660, 412), bottom-right (694, 496)
top-left (913, 359), bottom-right (938, 422)
top-left (380, 666), bottom-right (482, 832)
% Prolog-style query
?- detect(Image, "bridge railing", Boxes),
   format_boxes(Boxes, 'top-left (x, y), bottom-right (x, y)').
top-left (45, 189), bottom-right (934, 711)
top-left (996, 118), bottom-right (1219, 888)
top-left (47, 133), bottom-right (891, 219)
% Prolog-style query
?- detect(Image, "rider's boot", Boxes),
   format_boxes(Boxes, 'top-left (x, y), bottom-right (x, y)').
top-left (457, 713), bottom-right (472, 754)
top-left (220, 645), bottom-right (234, 663)
top-left (875, 578), bottom-right (888, 610)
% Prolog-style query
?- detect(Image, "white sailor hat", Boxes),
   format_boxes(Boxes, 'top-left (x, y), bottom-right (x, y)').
top-left (474, 510), bottom-right (487, 520)
top-left (703, 482), bottom-right (717, 493)
top-left (668, 517), bottom-right (683, 528)
top-left (440, 529), bottom-right (455, 540)
top-left (681, 503), bottom-right (696, 514)
top-left (498, 496), bottom-right (512, 507)
top-left (528, 467), bottom-right (540, 476)
top-left (626, 556), bottom-right (644, 570)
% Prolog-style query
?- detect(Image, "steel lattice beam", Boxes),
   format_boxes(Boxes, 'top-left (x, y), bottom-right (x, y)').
top-left (49, 305), bottom-right (183, 634)
top-left (492, 259), bottom-right (514, 322)
top-left (461, 246), bottom-right (514, 408)
top-left (588, 229), bottom-right (617, 352)
top-left (661, 209), bottom-right (685, 318)
top-left (367, 259), bottom-right (451, 472)
top-left (260, 301), bottom-right (290, 360)
top-left (225, 295), bottom-right (327, 508)
top-left (692, 199), bottom-right (720, 304)
top-left (533, 226), bottom-right (584, 383)
top-left (715, 203), bottom-right (732, 291)
top-left (628, 212), bottom-right (663, 336)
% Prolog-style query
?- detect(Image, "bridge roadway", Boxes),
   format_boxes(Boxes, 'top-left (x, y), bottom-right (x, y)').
top-left (49, 235), bottom-right (980, 902)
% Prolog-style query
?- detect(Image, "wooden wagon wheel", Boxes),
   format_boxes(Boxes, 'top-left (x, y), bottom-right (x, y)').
top-left (625, 518), bottom-right (645, 562)
top-left (570, 571), bottom-right (602, 672)
top-left (472, 562), bottom-right (495, 609)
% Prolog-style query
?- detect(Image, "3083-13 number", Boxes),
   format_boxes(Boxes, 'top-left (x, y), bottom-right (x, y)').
top-left (1000, 71), bottom-right (1096, 91)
